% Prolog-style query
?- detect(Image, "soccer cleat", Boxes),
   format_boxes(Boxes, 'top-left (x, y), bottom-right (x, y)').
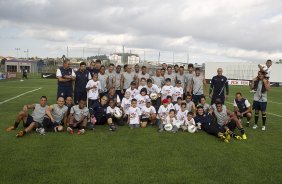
top-left (242, 133), bottom-right (247, 140)
top-left (262, 126), bottom-right (266, 131)
top-left (235, 135), bottom-right (242, 140)
top-left (16, 130), bottom-right (25, 137)
top-left (158, 129), bottom-right (164, 132)
top-left (6, 126), bottom-right (15, 132)
top-left (250, 90), bottom-right (257, 93)
top-left (253, 124), bottom-right (258, 129)
top-left (109, 124), bottom-right (117, 131)
top-left (225, 130), bottom-right (231, 140)
top-left (246, 122), bottom-right (250, 127)
top-left (77, 129), bottom-right (85, 135)
top-left (67, 127), bottom-right (74, 135)
top-left (223, 138), bottom-right (229, 143)
top-left (218, 132), bottom-right (226, 141)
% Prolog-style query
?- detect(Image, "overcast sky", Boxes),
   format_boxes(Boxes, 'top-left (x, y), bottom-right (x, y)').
top-left (0, 0), bottom-right (282, 63)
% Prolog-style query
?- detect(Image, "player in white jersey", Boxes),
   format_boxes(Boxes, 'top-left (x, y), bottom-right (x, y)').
top-left (43, 97), bottom-right (68, 132)
top-left (128, 99), bottom-right (142, 129)
top-left (125, 81), bottom-right (139, 100)
top-left (173, 80), bottom-right (184, 103)
top-left (161, 78), bottom-right (174, 100)
top-left (174, 97), bottom-right (183, 114)
top-left (211, 100), bottom-right (246, 140)
top-left (140, 99), bottom-right (156, 127)
top-left (135, 88), bottom-right (150, 109)
top-left (121, 91), bottom-right (132, 120)
top-left (106, 99), bottom-right (124, 126)
top-left (251, 70), bottom-right (270, 131)
top-left (7, 96), bottom-right (49, 137)
top-left (164, 66), bottom-right (176, 86)
top-left (86, 73), bottom-right (101, 107)
top-left (159, 109), bottom-right (178, 133)
top-left (67, 99), bottom-right (89, 135)
top-left (177, 102), bottom-right (188, 127)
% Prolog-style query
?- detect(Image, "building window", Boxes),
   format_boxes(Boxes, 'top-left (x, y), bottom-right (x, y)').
top-left (7, 65), bottom-right (17, 72)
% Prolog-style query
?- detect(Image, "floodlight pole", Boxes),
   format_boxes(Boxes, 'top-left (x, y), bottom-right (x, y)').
top-left (15, 48), bottom-right (20, 58)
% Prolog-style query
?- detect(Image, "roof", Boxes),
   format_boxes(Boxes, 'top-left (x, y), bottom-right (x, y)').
top-left (5, 59), bottom-right (34, 63)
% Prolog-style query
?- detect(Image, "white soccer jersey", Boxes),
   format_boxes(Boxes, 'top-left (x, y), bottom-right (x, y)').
top-left (141, 106), bottom-right (156, 118)
top-left (177, 110), bottom-right (188, 122)
top-left (86, 80), bottom-right (101, 100)
top-left (174, 103), bottom-right (181, 113)
top-left (185, 118), bottom-right (196, 126)
top-left (161, 85), bottom-right (174, 100)
top-left (126, 88), bottom-right (139, 100)
top-left (146, 84), bottom-right (161, 94)
top-left (186, 101), bottom-right (195, 112)
top-left (106, 106), bottom-right (120, 115)
top-left (121, 98), bottom-right (131, 115)
top-left (165, 116), bottom-right (177, 125)
top-left (173, 86), bottom-right (184, 102)
top-left (128, 107), bottom-right (141, 124)
top-left (157, 105), bottom-right (170, 119)
top-left (135, 94), bottom-right (149, 109)
top-left (138, 85), bottom-right (147, 93)
top-left (70, 105), bottom-right (89, 121)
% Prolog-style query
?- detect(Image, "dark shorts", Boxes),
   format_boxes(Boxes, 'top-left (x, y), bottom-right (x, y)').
top-left (74, 90), bottom-right (87, 104)
top-left (42, 117), bottom-right (62, 132)
top-left (57, 86), bottom-right (73, 100)
top-left (24, 114), bottom-right (42, 128)
top-left (252, 101), bottom-right (267, 112)
top-left (226, 120), bottom-right (237, 131)
top-left (140, 115), bottom-right (149, 122)
top-left (106, 114), bottom-right (124, 126)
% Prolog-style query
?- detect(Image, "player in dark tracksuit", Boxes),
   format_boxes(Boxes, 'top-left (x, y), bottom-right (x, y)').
top-left (74, 62), bottom-right (91, 104)
top-left (56, 59), bottom-right (76, 100)
top-left (209, 68), bottom-right (229, 105)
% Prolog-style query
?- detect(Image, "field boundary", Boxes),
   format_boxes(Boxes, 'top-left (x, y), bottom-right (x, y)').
top-left (0, 87), bottom-right (42, 105)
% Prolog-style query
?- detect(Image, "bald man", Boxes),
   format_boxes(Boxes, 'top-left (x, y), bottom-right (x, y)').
top-left (209, 68), bottom-right (229, 105)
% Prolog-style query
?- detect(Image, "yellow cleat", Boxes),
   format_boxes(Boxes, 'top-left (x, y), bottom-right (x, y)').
top-left (242, 133), bottom-right (247, 140)
top-left (235, 135), bottom-right (242, 140)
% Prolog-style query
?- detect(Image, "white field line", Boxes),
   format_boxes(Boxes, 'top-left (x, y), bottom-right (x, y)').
top-left (268, 101), bottom-right (282, 105)
top-left (226, 102), bottom-right (282, 118)
top-left (0, 87), bottom-right (42, 105)
top-left (0, 86), bottom-right (37, 89)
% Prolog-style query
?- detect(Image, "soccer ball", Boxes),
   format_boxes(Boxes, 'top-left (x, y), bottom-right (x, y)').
top-left (114, 108), bottom-right (122, 119)
top-left (188, 125), bottom-right (197, 133)
top-left (36, 128), bottom-right (45, 135)
top-left (164, 124), bottom-right (173, 131)
top-left (150, 93), bottom-right (158, 100)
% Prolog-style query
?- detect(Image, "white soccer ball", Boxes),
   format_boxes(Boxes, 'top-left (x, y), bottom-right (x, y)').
top-left (164, 123), bottom-right (173, 131)
top-left (188, 125), bottom-right (197, 133)
top-left (150, 93), bottom-right (158, 100)
top-left (114, 108), bottom-right (122, 119)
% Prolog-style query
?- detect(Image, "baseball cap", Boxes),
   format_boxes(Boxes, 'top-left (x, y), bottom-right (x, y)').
top-left (162, 99), bottom-right (169, 104)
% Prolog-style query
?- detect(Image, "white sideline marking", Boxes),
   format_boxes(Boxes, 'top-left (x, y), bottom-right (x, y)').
top-left (0, 86), bottom-right (37, 89)
top-left (226, 102), bottom-right (282, 118)
top-left (268, 101), bottom-right (282, 105)
top-left (0, 88), bottom-right (42, 105)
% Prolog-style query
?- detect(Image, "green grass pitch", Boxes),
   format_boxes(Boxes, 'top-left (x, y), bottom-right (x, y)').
top-left (0, 77), bottom-right (281, 184)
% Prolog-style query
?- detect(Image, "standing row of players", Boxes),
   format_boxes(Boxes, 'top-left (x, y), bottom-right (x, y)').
top-left (6, 59), bottom-right (271, 142)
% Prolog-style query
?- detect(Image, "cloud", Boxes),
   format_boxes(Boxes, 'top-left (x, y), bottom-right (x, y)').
top-left (21, 28), bottom-right (70, 42)
top-left (0, 0), bottom-right (281, 61)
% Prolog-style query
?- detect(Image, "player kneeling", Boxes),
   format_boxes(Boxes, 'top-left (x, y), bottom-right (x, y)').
top-left (42, 97), bottom-right (68, 133)
top-left (181, 111), bottom-right (198, 133)
top-left (233, 92), bottom-right (252, 127)
top-left (67, 99), bottom-right (89, 135)
top-left (106, 99), bottom-right (124, 127)
top-left (140, 99), bottom-right (156, 128)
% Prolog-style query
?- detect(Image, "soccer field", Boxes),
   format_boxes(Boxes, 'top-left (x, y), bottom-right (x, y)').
top-left (1, 77), bottom-right (281, 184)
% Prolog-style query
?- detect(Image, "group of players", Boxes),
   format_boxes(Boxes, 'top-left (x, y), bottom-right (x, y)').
top-left (6, 59), bottom-right (271, 143)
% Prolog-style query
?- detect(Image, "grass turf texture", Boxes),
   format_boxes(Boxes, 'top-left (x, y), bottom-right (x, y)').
top-left (0, 77), bottom-right (281, 184)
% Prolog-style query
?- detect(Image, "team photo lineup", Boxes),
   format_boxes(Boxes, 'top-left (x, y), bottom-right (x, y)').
top-left (6, 58), bottom-right (272, 143)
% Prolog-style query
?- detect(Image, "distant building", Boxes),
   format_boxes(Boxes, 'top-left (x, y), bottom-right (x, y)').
top-left (5, 59), bottom-right (38, 73)
top-left (109, 53), bottom-right (140, 65)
